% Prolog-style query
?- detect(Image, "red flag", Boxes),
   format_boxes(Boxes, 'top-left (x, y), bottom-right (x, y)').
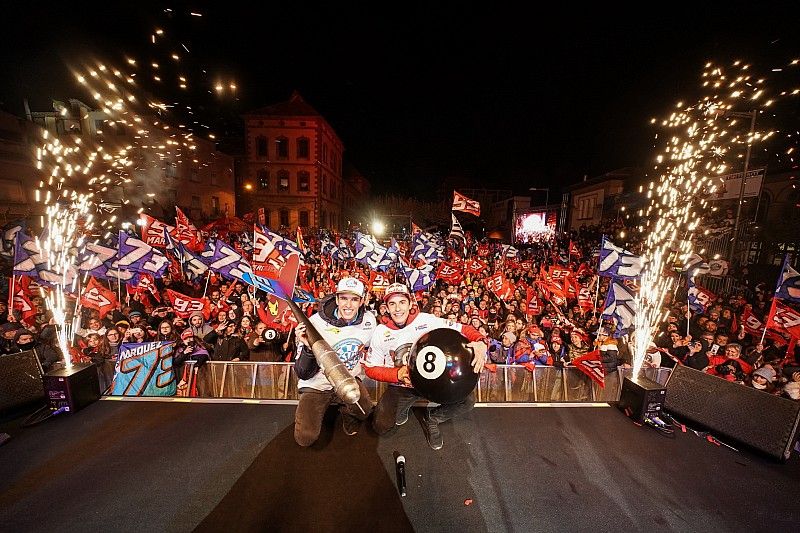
top-left (466, 258), bottom-right (488, 274)
top-left (767, 300), bottom-right (800, 339)
top-left (164, 289), bottom-right (211, 319)
top-left (572, 350), bottom-right (605, 387)
top-left (139, 214), bottom-right (173, 248)
top-left (9, 276), bottom-right (37, 324)
top-left (80, 277), bottom-right (118, 318)
top-left (577, 285), bottom-right (594, 313)
top-left (569, 240), bottom-right (581, 257)
top-left (296, 226), bottom-right (307, 253)
top-left (452, 190), bottom-right (481, 216)
top-left (175, 207), bottom-right (203, 252)
top-left (436, 262), bottom-right (463, 284)
top-left (369, 271), bottom-right (391, 292)
top-left (525, 291), bottom-right (542, 317)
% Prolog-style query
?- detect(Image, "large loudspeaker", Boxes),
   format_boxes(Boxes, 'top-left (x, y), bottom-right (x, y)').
top-left (0, 350), bottom-right (45, 414)
top-left (665, 365), bottom-right (800, 461)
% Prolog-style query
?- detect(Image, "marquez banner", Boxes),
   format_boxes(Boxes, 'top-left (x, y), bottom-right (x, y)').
top-left (111, 341), bottom-right (177, 396)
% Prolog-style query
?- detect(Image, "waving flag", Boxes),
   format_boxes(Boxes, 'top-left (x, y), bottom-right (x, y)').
top-left (411, 232), bottom-right (444, 263)
top-left (449, 213), bottom-right (465, 242)
top-left (13, 233), bottom-right (78, 286)
top-left (334, 238), bottom-right (354, 261)
top-left (436, 262), bottom-right (463, 284)
top-left (175, 207), bottom-right (203, 251)
top-left (601, 281), bottom-right (637, 337)
top-left (501, 244), bottom-right (519, 258)
top-left (776, 256), bottom-right (800, 303)
top-left (598, 237), bottom-right (645, 279)
top-left (164, 289), bottom-right (212, 319)
top-left (572, 350), bottom-right (605, 388)
top-left (354, 232), bottom-right (388, 270)
top-left (139, 214), bottom-right (174, 248)
top-left (401, 263), bottom-right (436, 291)
top-left (687, 278), bottom-right (717, 313)
top-left (1, 219), bottom-right (25, 258)
top-left (164, 231), bottom-right (209, 281)
top-left (127, 272), bottom-right (161, 303)
top-left (9, 276), bottom-right (37, 324)
top-left (115, 232), bottom-right (170, 277)
top-left (683, 253), bottom-right (710, 276)
top-left (569, 240), bottom-right (581, 258)
top-left (77, 242), bottom-right (118, 280)
top-left (80, 277), bottom-right (118, 318)
top-left (252, 225), bottom-right (284, 274)
top-left (199, 239), bottom-right (254, 284)
top-left (452, 190), bottom-right (480, 216)
top-left (766, 299), bottom-right (800, 339)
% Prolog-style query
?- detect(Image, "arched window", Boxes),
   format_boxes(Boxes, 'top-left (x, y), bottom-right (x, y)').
top-left (276, 136), bottom-right (289, 159)
top-left (256, 135), bottom-right (267, 157)
top-left (278, 170), bottom-right (289, 192)
top-left (297, 137), bottom-right (310, 159)
top-left (298, 171), bottom-right (310, 192)
top-left (257, 168), bottom-right (269, 190)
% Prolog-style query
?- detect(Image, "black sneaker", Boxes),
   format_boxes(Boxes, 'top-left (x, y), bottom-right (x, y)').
top-left (422, 414), bottom-right (443, 450)
top-left (342, 415), bottom-right (360, 436)
top-left (396, 406), bottom-right (411, 426)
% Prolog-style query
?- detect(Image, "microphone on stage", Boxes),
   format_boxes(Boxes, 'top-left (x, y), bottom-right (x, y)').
top-left (395, 454), bottom-right (406, 497)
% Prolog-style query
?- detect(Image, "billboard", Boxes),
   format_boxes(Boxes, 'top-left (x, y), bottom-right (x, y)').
top-left (515, 210), bottom-right (556, 244)
top-left (712, 168), bottom-right (764, 201)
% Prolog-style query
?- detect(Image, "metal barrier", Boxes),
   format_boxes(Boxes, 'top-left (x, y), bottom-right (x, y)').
top-left (166, 362), bottom-right (671, 404)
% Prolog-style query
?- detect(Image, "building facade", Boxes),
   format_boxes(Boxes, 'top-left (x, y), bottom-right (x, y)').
top-left (564, 169), bottom-right (631, 231)
top-left (240, 91), bottom-right (346, 231)
top-left (27, 99), bottom-right (235, 225)
top-left (0, 110), bottom-right (38, 221)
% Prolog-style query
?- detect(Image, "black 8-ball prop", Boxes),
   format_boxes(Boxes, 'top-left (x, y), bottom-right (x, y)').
top-left (409, 328), bottom-right (478, 404)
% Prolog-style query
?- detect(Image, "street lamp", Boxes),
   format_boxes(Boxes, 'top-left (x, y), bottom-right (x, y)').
top-left (727, 109), bottom-right (758, 266)
top-left (529, 187), bottom-right (550, 207)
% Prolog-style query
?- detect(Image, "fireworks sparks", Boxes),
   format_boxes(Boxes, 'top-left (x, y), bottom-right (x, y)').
top-left (632, 58), bottom-right (799, 375)
top-left (29, 7), bottom-right (230, 364)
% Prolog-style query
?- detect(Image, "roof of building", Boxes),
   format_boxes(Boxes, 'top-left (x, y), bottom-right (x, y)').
top-left (244, 90), bottom-right (321, 117)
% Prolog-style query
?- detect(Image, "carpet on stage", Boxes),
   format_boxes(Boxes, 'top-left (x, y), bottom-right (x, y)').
top-left (1, 400), bottom-right (799, 532)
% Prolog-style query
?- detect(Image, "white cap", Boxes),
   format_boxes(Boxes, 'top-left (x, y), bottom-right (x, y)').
top-left (383, 282), bottom-right (411, 302)
top-left (336, 277), bottom-right (365, 297)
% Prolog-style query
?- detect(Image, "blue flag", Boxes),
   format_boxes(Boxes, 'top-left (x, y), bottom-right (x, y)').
top-left (775, 256), bottom-right (800, 303)
top-left (601, 281), bottom-right (637, 337)
top-left (598, 237), bottom-right (645, 279)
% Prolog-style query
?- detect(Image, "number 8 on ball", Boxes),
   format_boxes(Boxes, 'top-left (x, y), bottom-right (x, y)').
top-left (415, 346), bottom-right (446, 380)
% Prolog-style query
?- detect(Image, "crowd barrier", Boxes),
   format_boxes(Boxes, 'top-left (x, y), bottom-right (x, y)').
top-left (159, 362), bottom-right (671, 404)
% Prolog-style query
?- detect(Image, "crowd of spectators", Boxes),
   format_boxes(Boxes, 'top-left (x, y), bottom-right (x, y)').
top-left (1, 223), bottom-right (798, 400)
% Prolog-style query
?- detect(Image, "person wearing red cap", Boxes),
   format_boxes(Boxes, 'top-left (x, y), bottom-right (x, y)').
top-left (365, 282), bottom-right (488, 450)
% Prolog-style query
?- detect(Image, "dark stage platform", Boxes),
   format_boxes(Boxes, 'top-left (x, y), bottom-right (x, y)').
top-left (1, 400), bottom-right (798, 532)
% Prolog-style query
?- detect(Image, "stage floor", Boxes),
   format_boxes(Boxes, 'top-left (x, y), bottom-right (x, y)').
top-left (1, 400), bottom-right (798, 532)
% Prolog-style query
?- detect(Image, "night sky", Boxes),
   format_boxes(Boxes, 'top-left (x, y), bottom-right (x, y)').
top-left (2, 1), bottom-right (799, 197)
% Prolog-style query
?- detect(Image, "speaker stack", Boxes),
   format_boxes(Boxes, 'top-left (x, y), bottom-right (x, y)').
top-left (665, 365), bottom-right (800, 461)
top-left (0, 350), bottom-right (46, 415)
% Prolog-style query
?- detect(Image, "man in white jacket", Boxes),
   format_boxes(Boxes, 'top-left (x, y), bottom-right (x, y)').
top-left (293, 277), bottom-right (376, 446)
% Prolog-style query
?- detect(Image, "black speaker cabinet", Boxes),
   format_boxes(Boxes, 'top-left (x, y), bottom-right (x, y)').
top-left (43, 362), bottom-right (101, 412)
top-left (0, 349), bottom-right (45, 414)
top-left (665, 365), bottom-right (800, 461)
